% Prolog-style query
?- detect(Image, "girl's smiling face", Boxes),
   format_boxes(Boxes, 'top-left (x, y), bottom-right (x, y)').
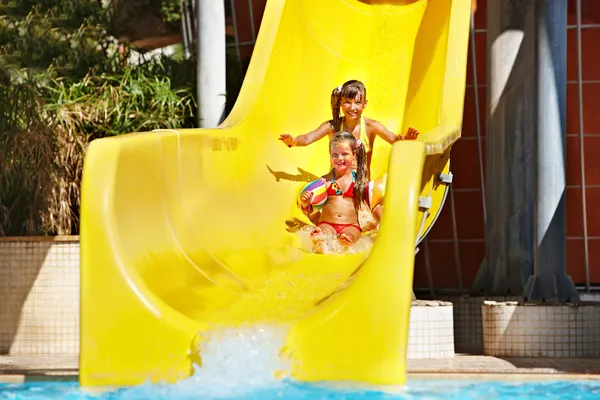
top-left (340, 93), bottom-right (367, 121)
top-left (330, 141), bottom-right (355, 172)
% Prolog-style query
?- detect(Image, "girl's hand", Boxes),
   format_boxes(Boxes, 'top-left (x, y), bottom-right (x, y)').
top-left (403, 127), bottom-right (420, 140)
top-left (279, 134), bottom-right (297, 147)
top-left (300, 191), bottom-right (314, 207)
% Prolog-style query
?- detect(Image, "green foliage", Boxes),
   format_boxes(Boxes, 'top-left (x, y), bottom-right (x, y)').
top-left (160, 0), bottom-right (182, 25)
top-left (0, 0), bottom-right (119, 81)
top-left (0, 1), bottom-right (197, 236)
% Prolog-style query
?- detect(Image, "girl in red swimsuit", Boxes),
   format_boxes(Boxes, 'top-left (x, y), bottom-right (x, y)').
top-left (299, 131), bottom-right (368, 248)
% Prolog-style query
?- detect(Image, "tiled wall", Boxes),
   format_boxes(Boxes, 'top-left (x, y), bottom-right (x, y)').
top-left (483, 301), bottom-right (600, 357)
top-left (0, 237), bottom-right (79, 355)
top-left (407, 301), bottom-right (455, 359)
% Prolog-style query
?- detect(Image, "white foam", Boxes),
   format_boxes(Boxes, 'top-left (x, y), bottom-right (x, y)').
top-left (185, 325), bottom-right (290, 397)
top-left (296, 207), bottom-right (377, 255)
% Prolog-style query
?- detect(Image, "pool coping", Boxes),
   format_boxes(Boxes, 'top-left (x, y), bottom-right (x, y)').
top-left (3, 354), bottom-right (600, 384)
top-left (2, 373), bottom-right (600, 384)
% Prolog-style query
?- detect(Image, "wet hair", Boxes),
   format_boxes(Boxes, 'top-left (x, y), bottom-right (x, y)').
top-left (329, 131), bottom-right (367, 214)
top-left (330, 80), bottom-right (367, 132)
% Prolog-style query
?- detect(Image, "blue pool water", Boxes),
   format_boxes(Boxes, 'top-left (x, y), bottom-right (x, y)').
top-left (2, 379), bottom-right (600, 399)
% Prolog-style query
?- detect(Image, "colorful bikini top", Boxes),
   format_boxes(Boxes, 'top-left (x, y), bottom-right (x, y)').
top-left (334, 117), bottom-right (371, 153)
top-left (358, 116), bottom-right (370, 153)
top-left (326, 169), bottom-right (356, 198)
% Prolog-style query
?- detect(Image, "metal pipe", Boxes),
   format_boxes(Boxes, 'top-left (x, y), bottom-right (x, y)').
top-left (228, 0), bottom-right (243, 72)
top-left (180, 0), bottom-right (192, 59)
top-left (424, 238), bottom-right (436, 298)
top-left (449, 185), bottom-right (464, 294)
top-left (247, 0), bottom-right (257, 44)
top-left (470, 9), bottom-right (487, 223)
top-left (568, 23), bottom-right (600, 29)
top-left (576, 0), bottom-right (591, 293)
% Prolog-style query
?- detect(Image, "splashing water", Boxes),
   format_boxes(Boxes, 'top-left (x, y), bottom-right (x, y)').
top-left (185, 325), bottom-right (291, 398)
top-left (295, 207), bottom-right (377, 255)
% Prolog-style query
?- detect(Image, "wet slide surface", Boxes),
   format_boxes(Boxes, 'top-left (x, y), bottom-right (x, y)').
top-left (79, 0), bottom-right (471, 388)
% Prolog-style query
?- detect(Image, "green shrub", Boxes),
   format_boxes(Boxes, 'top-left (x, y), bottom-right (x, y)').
top-left (0, 1), bottom-right (198, 236)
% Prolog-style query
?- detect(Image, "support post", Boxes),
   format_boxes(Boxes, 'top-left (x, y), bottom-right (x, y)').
top-left (471, 0), bottom-right (535, 296)
top-left (524, 0), bottom-right (580, 303)
top-left (196, 0), bottom-right (226, 128)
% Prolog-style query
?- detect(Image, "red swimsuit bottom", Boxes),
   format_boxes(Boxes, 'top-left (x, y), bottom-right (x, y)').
top-left (317, 221), bottom-right (362, 235)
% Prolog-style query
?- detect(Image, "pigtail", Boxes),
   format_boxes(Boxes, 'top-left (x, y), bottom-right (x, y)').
top-left (330, 86), bottom-right (342, 132)
top-left (330, 130), bottom-right (368, 214)
top-left (353, 141), bottom-right (368, 214)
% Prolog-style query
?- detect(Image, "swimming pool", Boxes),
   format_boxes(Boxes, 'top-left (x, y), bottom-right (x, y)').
top-left (2, 378), bottom-right (600, 399)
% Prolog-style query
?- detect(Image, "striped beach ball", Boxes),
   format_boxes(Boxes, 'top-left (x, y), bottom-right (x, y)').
top-left (297, 179), bottom-right (328, 210)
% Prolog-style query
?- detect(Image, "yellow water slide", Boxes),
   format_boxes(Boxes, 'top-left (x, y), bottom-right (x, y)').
top-left (79, 0), bottom-right (471, 388)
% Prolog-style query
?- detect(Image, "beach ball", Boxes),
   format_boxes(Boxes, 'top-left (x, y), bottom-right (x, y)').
top-left (297, 179), bottom-right (328, 210)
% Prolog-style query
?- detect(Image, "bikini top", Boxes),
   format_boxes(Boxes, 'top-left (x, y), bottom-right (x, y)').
top-left (326, 169), bottom-right (356, 198)
top-left (358, 117), bottom-right (371, 153)
top-left (333, 117), bottom-right (371, 153)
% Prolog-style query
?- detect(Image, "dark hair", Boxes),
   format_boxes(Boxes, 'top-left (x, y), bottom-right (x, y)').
top-left (330, 80), bottom-right (367, 132)
top-left (329, 131), bottom-right (367, 214)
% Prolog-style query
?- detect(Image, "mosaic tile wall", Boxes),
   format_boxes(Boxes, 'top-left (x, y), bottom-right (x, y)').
top-left (0, 238), bottom-right (79, 355)
top-left (483, 301), bottom-right (600, 357)
top-left (407, 301), bottom-right (455, 359)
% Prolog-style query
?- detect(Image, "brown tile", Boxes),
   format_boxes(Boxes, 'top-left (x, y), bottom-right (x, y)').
top-left (451, 139), bottom-right (485, 190)
top-left (466, 32), bottom-right (487, 86)
top-left (584, 136), bottom-right (600, 185)
top-left (567, 28), bottom-right (578, 82)
top-left (566, 83), bottom-right (580, 135)
top-left (473, 0), bottom-right (486, 30)
top-left (583, 83), bottom-right (600, 134)
top-left (566, 136), bottom-right (582, 186)
top-left (462, 87), bottom-right (476, 138)
top-left (459, 241), bottom-right (485, 289)
top-left (233, 0), bottom-right (253, 43)
top-left (582, 28), bottom-right (600, 81)
top-left (587, 238), bottom-right (600, 283)
top-left (567, 187), bottom-right (584, 237)
top-left (252, 0), bottom-right (268, 33)
top-left (413, 247), bottom-right (430, 288)
top-left (462, 87), bottom-right (487, 138)
top-left (453, 190), bottom-right (486, 240)
top-left (585, 187), bottom-right (600, 237)
top-left (567, 238), bottom-right (587, 284)
top-left (568, 0), bottom-right (600, 25)
top-left (568, 0), bottom-right (577, 26)
top-left (428, 201), bottom-right (453, 240)
top-left (582, 0), bottom-right (600, 23)
top-left (427, 241), bottom-right (460, 288)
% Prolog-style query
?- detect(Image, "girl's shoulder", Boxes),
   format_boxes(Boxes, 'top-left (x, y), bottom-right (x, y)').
top-left (319, 172), bottom-right (333, 183)
top-left (363, 117), bottom-right (385, 133)
top-left (363, 116), bottom-right (380, 127)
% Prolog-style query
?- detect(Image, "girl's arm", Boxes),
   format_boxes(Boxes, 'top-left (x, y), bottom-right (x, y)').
top-left (367, 119), bottom-right (420, 144)
top-left (279, 121), bottom-right (333, 147)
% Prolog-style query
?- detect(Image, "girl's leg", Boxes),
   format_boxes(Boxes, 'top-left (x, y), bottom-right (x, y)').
top-left (338, 226), bottom-right (362, 246)
top-left (311, 223), bottom-right (336, 253)
top-left (372, 204), bottom-right (383, 222)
